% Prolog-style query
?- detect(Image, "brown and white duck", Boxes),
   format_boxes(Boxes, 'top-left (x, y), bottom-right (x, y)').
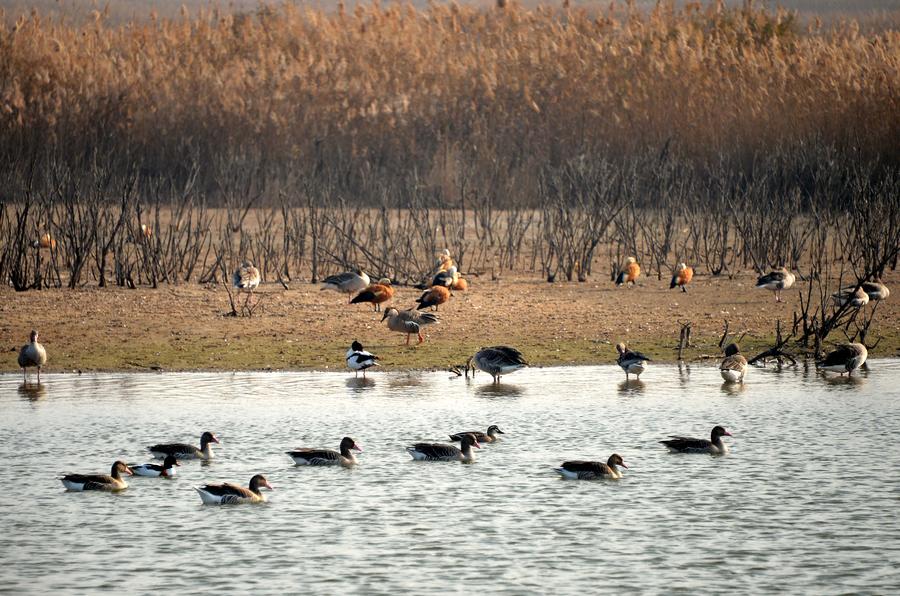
top-left (817, 343), bottom-right (867, 376)
top-left (195, 474), bottom-right (273, 505)
top-left (407, 433), bottom-right (481, 462)
top-left (861, 279), bottom-right (890, 302)
top-left (131, 455), bottom-right (180, 478)
top-left (449, 425), bottom-right (505, 443)
top-left (286, 437), bottom-right (362, 466)
top-left (616, 343), bottom-right (651, 379)
top-left (148, 431), bottom-right (219, 460)
top-left (720, 343), bottom-right (748, 383)
top-left (18, 329), bottom-right (48, 384)
top-left (755, 267), bottom-right (795, 302)
top-left (61, 461), bottom-right (133, 492)
top-left (381, 307), bottom-right (438, 345)
top-left (322, 270), bottom-right (371, 302)
top-left (555, 454), bottom-right (628, 480)
top-left (831, 286), bottom-right (869, 309)
top-left (661, 426), bottom-right (731, 454)
top-left (467, 346), bottom-right (528, 383)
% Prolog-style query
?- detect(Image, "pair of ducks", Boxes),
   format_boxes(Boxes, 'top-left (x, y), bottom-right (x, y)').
top-left (617, 342), bottom-right (746, 383)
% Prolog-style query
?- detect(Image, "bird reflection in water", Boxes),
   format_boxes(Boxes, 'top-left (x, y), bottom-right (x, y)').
top-left (474, 383), bottom-right (523, 398)
top-left (18, 383), bottom-right (48, 401)
top-left (677, 362), bottom-right (691, 388)
top-left (346, 376), bottom-right (376, 393)
top-left (720, 381), bottom-right (747, 396)
top-left (824, 374), bottom-right (866, 387)
top-left (617, 379), bottom-right (645, 395)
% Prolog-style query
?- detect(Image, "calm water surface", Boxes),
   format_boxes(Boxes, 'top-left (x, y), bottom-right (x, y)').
top-left (2, 362), bottom-right (900, 594)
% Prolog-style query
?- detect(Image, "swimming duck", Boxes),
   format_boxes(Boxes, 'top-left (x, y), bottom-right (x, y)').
top-left (817, 343), bottom-right (867, 376)
top-left (131, 455), bottom-right (180, 478)
top-left (669, 262), bottom-right (694, 292)
top-left (449, 425), bottom-right (505, 443)
top-left (755, 267), bottom-right (795, 302)
top-left (616, 343), bottom-right (650, 380)
top-left (18, 329), bottom-right (48, 384)
top-left (467, 346), bottom-right (528, 383)
top-left (381, 307), bottom-right (438, 345)
top-left (148, 431), bottom-right (219, 460)
top-left (286, 437), bottom-right (362, 466)
top-left (407, 433), bottom-right (480, 462)
top-left (661, 426), bottom-right (732, 454)
top-left (350, 278), bottom-right (394, 312)
top-left (416, 285), bottom-right (451, 311)
top-left (615, 257), bottom-right (641, 286)
top-left (195, 474), bottom-right (273, 505)
top-left (321, 270), bottom-right (371, 302)
top-left (719, 343), bottom-right (748, 383)
top-left (346, 341), bottom-right (378, 377)
top-left (861, 279), bottom-right (890, 302)
top-left (832, 286), bottom-right (869, 309)
top-left (61, 461), bottom-right (133, 491)
top-left (555, 454), bottom-right (627, 480)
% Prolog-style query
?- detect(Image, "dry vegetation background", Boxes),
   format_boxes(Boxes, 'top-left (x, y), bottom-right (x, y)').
top-left (0, 1), bottom-right (898, 367)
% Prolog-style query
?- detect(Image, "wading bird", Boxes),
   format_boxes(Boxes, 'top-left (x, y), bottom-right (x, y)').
top-left (616, 343), bottom-right (650, 380)
top-left (18, 329), bottom-right (48, 384)
top-left (467, 346), bottom-right (528, 383)
top-left (346, 341), bottom-right (378, 377)
top-left (817, 343), bottom-right (867, 376)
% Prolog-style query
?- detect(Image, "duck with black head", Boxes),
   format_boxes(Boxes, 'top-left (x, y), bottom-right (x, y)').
top-left (555, 454), bottom-right (628, 480)
top-left (407, 433), bottom-right (481, 462)
top-left (661, 426), bottom-right (732, 454)
top-left (286, 437), bottom-right (362, 467)
top-left (148, 431), bottom-right (219, 460)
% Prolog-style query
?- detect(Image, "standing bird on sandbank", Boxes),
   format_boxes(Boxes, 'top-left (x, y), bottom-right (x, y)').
top-left (467, 346), bottom-right (528, 383)
top-left (616, 343), bottom-right (650, 380)
top-left (755, 267), bottom-right (795, 303)
top-left (18, 329), bottom-right (48, 384)
top-left (719, 343), bottom-right (748, 383)
top-left (381, 307), bottom-right (438, 345)
top-left (350, 278), bottom-right (394, 312)
top-left (321, 270), bottom-right (370, 302)
top-left (233, 260), bottom-right (261, 311)
top-left (615, 257), bottom-right (641, 287)
top-left (817, 343), bottom-right (867, 376)
top-left (669, 262), bottom-right (694, 292)
top-left (346, 341), bottom-right (378, 377)
top-left (416, 285), bottom-right (451, 311)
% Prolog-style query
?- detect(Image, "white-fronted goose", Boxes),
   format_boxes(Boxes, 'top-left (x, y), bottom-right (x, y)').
top-left (615, 257), bottom-right (641, 286)
top-left (381, 307), bottom-right (438, 345)
top-left (862, 279), bottom-right (890, 302)
top-left (407, 433), bottom-right (480, 462)
top-left (195, 474), bottom-right (273, 505)
top-left (350, 278), bottom-right (394, 311)
top-left (18, 329), bottom-right (48, 384)
top-left (720, 343), bottom-right (748, 383)
top-left (322, 270), bottom-right (371, 302)
top-left (286, 437), bottom-right (362, 467)
top-left (449, 425), bottom-right (505, 443)
top-left (467, 346), bottom-right (528, 383)
top-left (817, 343), bottom-right (867, 376)
top-left (61, 461), bottom-right (133, 492)
top-left (432, 265), bottom-right (458, 288)
top-left (832, 286), bottom-right (869, 309)
top-left (616, 343), bottom-right (650, 379)
top-left (131, 455), bottom-right (180, 478)
top-left (661, 426), bottom-right (732, 454)
top-left (669, 262), bottom-right (694, 292)
top-left (755, 267), bottom-right (795, 302)
top-left (233, 260), bottom-right (261, 292)
top-left (416, 285), bottom-right (451, 311)
top-left (148, 431), bottom-right (219, 460)
top-left (346, 341), bottom-right (378, 377)
top-left (555, 454), bottom-right (627, 480)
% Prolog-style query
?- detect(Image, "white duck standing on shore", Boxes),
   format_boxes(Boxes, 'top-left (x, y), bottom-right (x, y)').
top-left (18, 329), bottom-right (48, 384)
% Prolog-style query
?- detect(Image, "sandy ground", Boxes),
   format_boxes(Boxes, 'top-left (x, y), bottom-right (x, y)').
top-left (2, 270), bottom-right (898, 374)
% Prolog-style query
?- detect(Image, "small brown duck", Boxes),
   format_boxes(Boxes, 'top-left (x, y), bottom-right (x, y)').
top-left (61, 461), bottom-right (134, 492)
top-left (195, 474), bottom-right (273, 505)
top-left (555, 454), bottom-right (628, 480)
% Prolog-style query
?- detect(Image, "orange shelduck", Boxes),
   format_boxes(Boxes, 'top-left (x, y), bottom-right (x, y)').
top-left (669, 262), bottom-right (694, 292)
top-left (140, 224), bottom-right (153, 241)
top-left (38, 233), bottom-right (57, 250)
top-left (451, 277), bottom-right (468, 292)
top-left (615, 257), bottom-right (641, 286)
top-left (416, 285), bottom-right (451, 311)
top-left (350, 278), bottom-right (395, 312)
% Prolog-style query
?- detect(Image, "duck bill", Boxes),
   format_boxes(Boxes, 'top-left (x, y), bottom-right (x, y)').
top-left (474, 442), bottom-right (482, 449)
top-left (125, 468), bottom-right (135, 476)
top-left (723, 431), bottom-right (733, 437)
top-left (354, 445), bottom-right (363, 452)
top-left (212, 436), bottom-right (221, 444)
top-left (263, 481), bottom-right (274, 490)
top-left (380, 312), bottom-right (389, 322)
top-left (620, 463), bottom-right (629, 469)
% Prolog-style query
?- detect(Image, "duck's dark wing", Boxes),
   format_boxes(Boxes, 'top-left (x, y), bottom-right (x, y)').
top-left (62, 473), bottom-right (115, 489)
top-left (669, 274), bottom-right (678, 289)
top-left (448, 432), bottom-right (488, 442)
top-left (286, 449), bottom-right (340, 464)
top-left (431, 271), bottom-right (452, 287)
top-left (200, 483), bottom-right (255, 499)
top-left (148, 442), bottom-right (195, 455)
top-left (323, 272), bottom-right (355, 285)
top-left (348, 352), bottom-right (377, 365)
top-left (819, 345), bottom-right (856, 367)
top-left (615, 270), bottom-right (627, 285)
top-left (756, 271), bottom-right (786, 286)
top-left (481, 346), bottom-right (528, 366)
top-left (560, 461), bottom-right (606, 473)
top-left (660, 436), bottom-right (711, 450)
top-left (411, 443), bottom-right (461, 458)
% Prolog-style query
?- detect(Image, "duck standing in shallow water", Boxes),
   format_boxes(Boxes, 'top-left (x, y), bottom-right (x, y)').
top-left (148, 431), bottom-right (219, 460)
top-left (720, 343), bottom-right (748, 383)
top-left (616, 343), bottom-right (650, 380)
top-left (61, 461), bottom-right (133, 491)
top-left (467, 347), bottom-right (527, 383)
top-left (555, 454), bottom-right (628, 480)
top-left (407, 433), bottom-right (481, 462)
top-left (286, 437), bottom-right (362, 467)
top-left (817, 343), bottom-right (867, 376)
top-left (18, 329), bottom-right (48, 384)
top-left (755, 267), bottom-right (795, 303)
top-left (346, 341), bottom-right (378, 377)
top-left (449, 425), bottom-right (505, 443)
top-left (195, 474), bottom-right (273, 505)
top-left (661, 426), bottom-right (732, 454)
top-left (131, 455), bottom-right (180, 478)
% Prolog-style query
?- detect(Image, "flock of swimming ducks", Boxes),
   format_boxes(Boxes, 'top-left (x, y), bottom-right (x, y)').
top-left (55, 420), bottom-right (736, 503)
top-left (13, 251), bottom-right (889, 503)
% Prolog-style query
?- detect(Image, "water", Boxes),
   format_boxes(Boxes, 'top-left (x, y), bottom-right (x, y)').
top-left (2, 362), bottom-right (900, 595)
